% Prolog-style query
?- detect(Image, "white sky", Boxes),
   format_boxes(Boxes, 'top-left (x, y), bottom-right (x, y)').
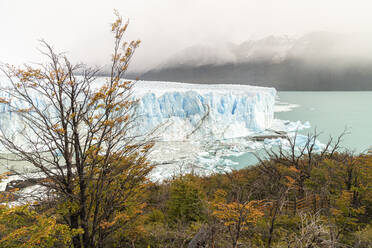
top-left (1, 0), bottom-right (372, 72)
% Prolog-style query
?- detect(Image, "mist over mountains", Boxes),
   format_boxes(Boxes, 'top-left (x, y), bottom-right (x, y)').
top-left (136, 32), bottom-right (372, 91)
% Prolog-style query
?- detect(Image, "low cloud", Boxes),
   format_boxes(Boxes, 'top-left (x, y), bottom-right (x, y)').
top-left (1, 0), bottom-right (372, 73)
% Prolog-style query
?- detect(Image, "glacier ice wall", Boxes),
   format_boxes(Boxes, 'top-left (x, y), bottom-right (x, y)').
top-left (0, 77), bottom-right (276, 142)
top-left (132, 81), bottom-right (276, 141)
top-left (0, 76), bottom-right (278, 177)
top-left (0, 76), bottom-right (276, 141)
top-left (0, 76), bottom-right (318, 181)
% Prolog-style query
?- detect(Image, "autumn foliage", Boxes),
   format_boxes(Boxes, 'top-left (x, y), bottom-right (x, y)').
top-left (0, 11), bottom-right (152, 248)
top-left (0, 10), bottom-right (372, 248)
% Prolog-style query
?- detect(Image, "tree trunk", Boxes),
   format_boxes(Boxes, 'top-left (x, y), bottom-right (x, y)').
top-left (70, 214), bottom-right (81, 248)
top-left (188, 226), bottom-right (208, 248)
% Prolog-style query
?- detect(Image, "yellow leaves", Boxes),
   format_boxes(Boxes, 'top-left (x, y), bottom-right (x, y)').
top-left (285, 175), bottom-right (296, 186)
top-left (128, 40), bottom-right (141, 49)
top-left (331, 208), bottom-right (342, 216)
top-left (132, 40), bottom-right (141, 48)
top-left (119, 55), bottom-right (128, 63)
top-left (89, 83), bottom-right (126, 108)
top-left (288, 166), bottom-right (300, 173)
top-left (125, 47), bottom-right (132, 57)
top-left (340, 190), bottom-right (353, 202)
top-left (120, 23), bottom-right (128, 33)
top-left (49, 70), bottom-right (58, 80)
top-left (100, 213), bottom-right (127, 230)
top-left (116, 115), bottom-right (129, 124)
top-left (125, 144), bottom-right (139, 151)
top-left (88, 117), bottom-right (94, 124)
top-left (113, 76), bottom-right (120, 83)
top-left (51, 123), bottom-right (59, 129)
top-left (100, 203), bottom-right (146, 230)
top-left (93, 114), bottom-right (103, 119)
top-left (213, 189), bottom-right (227, 203)
top-left (112, 54), bottom-right (121, 62)
top-left (0, 192), bottom-right (14, 203)
top-left (112, 22), bottom-right (119, 32)
top-left (0, 172), bottom-right (10, 181)
top-left (8, 187), bottom-right (19, 193)
top-left (141, 142), bottom-right (154, 152)
top-left (278, 165), bottom-right (300, 188)
top-left (69, 112), bottom-right (76, 120)
top-left (7, 65), bottom-right (76, 92)
top-left (107, 87), bottom-right (116, 96)
top-left (87, 82), bottom-right (134, 127)
top-left (119, 100), bottom-right (132, 110)
top-left (85, 145), bottom-right (102, 157)
top-left (17, 107), bottom-right (33, 113)
top-left (110, 10), bottom-right (141, 80)
top-left (91, 91), bottom-right (105, 103)
top-left (103, 120), bottom-right (115, 127)
top-left (96, 103), bottom-right (105, 109)
top-left (111, 11), bottom-right (122, 32)
top-left (211, 189), bottom-right (264, 231)
top-left (0, 10), bottom-right (150, 246)
top-left (212, 199), bottom-right (264, 229)
top-left (41, 177), bottom-right (54, 184)
top-left (51, 123), bottom-right (65, 135)
top-left (0, 97), bottom-right (10, 104)
top-left (15, 67), bottom-right (44, 82)
top-left (331, 189), bottom-right (366, 225)
top-left (0, 205), bottom-right (78, 247)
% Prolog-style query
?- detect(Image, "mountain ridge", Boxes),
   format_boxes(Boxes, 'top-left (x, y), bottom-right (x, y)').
top-left (139, 32), bottom-right (372, 91)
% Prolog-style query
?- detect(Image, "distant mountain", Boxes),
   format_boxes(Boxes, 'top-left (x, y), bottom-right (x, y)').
top-left (140, 32), bottom-right (372, 91)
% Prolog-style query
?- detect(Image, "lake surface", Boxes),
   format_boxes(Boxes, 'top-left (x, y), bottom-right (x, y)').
top-left (1, 91), bottom-right (371, 176)
top-left (276, 91), bottom-right (372, 153)
top-left (227, 91), bottom-right (372, 169)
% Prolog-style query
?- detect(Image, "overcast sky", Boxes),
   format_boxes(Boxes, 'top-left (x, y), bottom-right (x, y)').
top-left (1, 0), bottom-right (372, 72)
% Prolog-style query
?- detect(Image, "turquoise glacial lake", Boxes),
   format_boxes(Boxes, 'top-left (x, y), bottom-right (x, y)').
top-left (227, 91), bottom-right (372, 169)
top-left (276, 91), bottom-right (372, 153)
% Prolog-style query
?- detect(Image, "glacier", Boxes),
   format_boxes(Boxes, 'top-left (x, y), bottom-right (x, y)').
top-left (0, 77), bottom-right (276, 142)
top-left (130, 81), bottom-right (278, 179)
top-left (130, 81), bottom-right (316, 179)
top-left (0, 76), bottom-right (317, 181)
top-left (133, 81), bottom-right (276, 141)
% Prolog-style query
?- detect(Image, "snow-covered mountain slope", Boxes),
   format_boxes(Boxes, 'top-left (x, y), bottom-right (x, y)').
top-left (133, 81), bottom-right (276, 141)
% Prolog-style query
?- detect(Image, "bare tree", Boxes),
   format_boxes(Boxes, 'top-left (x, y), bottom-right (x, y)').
top-left (258, 130), bottom-right (346, 198)
top-left (253, 130), bottom-right (347, 247)
top-left (283, 213), bottom-right (343, 248)
top-left (0, 11), bottom-right (153, 248)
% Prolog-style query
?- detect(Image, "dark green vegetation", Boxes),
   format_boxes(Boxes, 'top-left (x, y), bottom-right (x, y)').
top-left (1, 12), bottom-right (371, 248)
top-left (2, 139), bottom-right (372, 247)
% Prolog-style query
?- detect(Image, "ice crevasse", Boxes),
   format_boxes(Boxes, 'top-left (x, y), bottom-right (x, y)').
top-left (133, 81), bottom-right (276, 141)
top-left (0, 76), bottom-right (277, 142)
